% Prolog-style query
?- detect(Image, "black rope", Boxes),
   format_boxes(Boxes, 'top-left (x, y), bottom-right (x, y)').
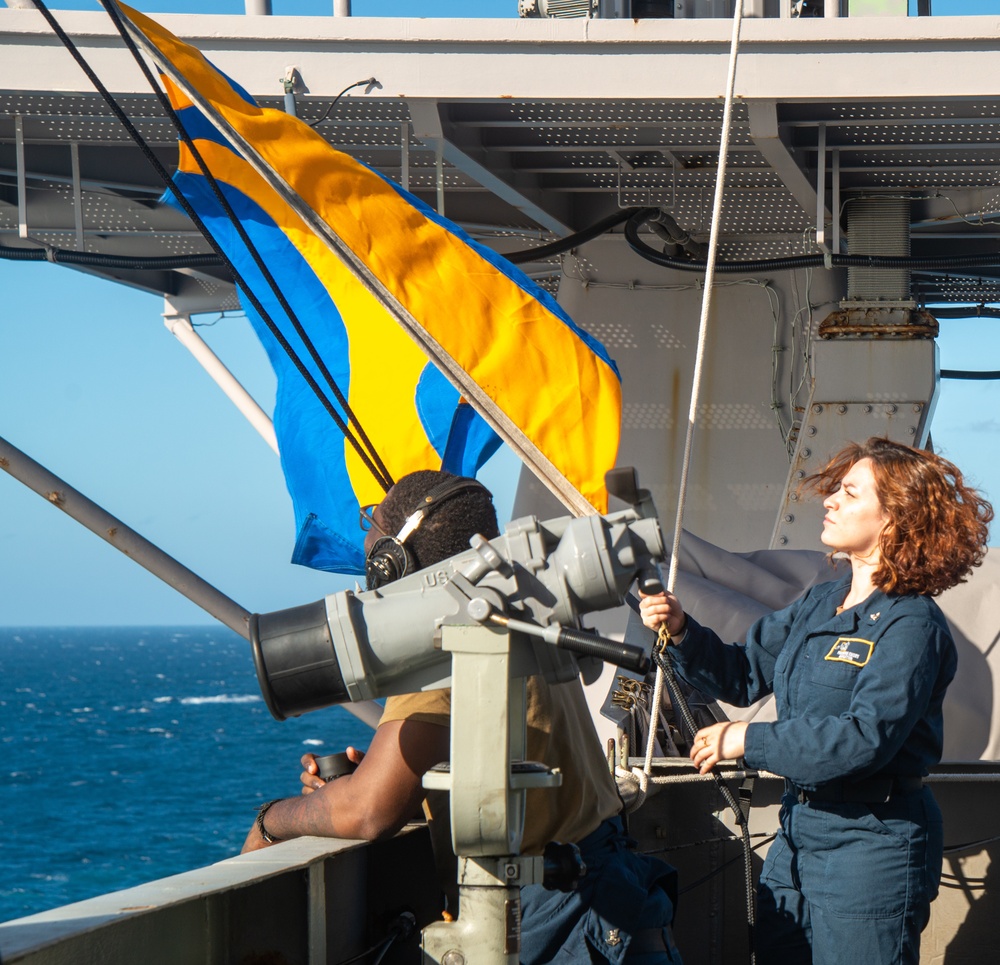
top-left (33, 0), bottom-right (393, 493)
top-left (654, 647), bottom-right (757, 964)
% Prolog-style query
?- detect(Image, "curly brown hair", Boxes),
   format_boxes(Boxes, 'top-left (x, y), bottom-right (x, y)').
top-left (804, 437), bottom-right (993, 597)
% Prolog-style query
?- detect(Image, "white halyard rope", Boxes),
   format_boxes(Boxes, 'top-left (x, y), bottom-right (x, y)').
top-left (638, 0), bottom-right (748, 788)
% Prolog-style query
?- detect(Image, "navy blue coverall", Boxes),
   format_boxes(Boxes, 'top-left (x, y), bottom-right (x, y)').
top-left (669, 573), bottom-right (956, 965)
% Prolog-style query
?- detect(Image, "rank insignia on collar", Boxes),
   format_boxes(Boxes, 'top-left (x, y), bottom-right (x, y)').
top-left (825, 637), bottom-right (875, 668)
top-left (869, 612), bottom-right (880, 622)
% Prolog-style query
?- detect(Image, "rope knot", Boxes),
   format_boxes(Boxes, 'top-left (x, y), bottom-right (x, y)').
top-left (615, 764), bottom-right (650, 813)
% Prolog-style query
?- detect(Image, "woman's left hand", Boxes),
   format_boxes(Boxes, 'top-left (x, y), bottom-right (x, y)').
top-left (690, 721), bottom-right (748, 774)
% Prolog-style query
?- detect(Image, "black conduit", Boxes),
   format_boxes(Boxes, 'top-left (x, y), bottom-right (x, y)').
top-left (625, 209), bottom-right (1000, 274)
top-left (0, 242), bottom-right (223, 270)
top-left (2, 203), bottom-right (643, 273)
top-left (940, 369), bottom-right (1000, 381)
top-left (505, 207), bottom-right (643, 265)
top-left (932, 306), bottom-right (1000, 320)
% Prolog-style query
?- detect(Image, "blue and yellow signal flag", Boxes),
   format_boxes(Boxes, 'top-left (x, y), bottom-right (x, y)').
top-left (118, 4), bottom-right (622, 575)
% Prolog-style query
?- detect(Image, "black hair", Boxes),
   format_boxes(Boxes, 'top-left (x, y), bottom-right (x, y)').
top-left (379, 469), bottom-right (499, 570)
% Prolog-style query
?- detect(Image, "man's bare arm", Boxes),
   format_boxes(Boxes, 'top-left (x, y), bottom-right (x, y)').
top-left (241, 718), bottom-right (450, 851)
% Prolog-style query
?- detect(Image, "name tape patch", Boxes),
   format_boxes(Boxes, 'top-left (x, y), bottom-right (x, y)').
top-left (824, 637), bottom-right (875, 668)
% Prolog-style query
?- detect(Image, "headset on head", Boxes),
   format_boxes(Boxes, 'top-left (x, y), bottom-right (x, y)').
top-left (364, 476), bottom-right (491, 590)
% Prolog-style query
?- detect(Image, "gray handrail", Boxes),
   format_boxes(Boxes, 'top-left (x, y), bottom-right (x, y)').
top-left (0, 433), bottom-right (252, 638)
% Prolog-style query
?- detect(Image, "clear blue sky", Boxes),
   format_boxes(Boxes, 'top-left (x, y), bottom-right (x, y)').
top-left (1, 0), bottom-right (995, 626)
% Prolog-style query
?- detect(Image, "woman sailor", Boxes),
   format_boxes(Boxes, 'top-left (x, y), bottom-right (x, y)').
top-left (639, 437), bottom-right (992, 965)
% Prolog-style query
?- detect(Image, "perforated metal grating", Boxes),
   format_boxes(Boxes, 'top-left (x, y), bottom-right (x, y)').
top-left (2, 88), bottom-right (999, 302)
top-left (696, 402), bottom-right (774, 431)
top-left (622, 401), bottom-right (674, 431)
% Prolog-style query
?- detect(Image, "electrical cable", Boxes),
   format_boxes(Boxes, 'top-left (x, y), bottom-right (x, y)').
top-left (332, 911), bottom-right (416, 965)
top-left (643, 829), bottom-right (775, 857)
top-left (625, 208), bottom-right (1000, 274)
top-left (2, 203), bottom-right (643, 277)
top-left (942, 832), bottom-right (1000, 857)
top-left (305, 77), bottom-right (379, 129)
top-left (0, 204), bottom-right (640, 272)
top-left (940, 369), bottom-right (1000, 380)
top-left (0, 242), bottom-right (222, 270)
top-left (334, 936), bottom-right (394, 965)
top-left (675, 833), bottom-right (776, 897)
top-left (932, 305), bottom-right (1000, 319)
top-left (504, 207), bottom-right (643, 264)
top-left (33, 0), bottom-right (393, 493)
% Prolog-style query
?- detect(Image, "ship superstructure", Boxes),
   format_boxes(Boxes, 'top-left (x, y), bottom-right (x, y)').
top-left (2, 4), bottom-right (999, 962)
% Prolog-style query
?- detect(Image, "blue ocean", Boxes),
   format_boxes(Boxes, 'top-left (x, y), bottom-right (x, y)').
top-left (0, 626), bottom-right (375, 923)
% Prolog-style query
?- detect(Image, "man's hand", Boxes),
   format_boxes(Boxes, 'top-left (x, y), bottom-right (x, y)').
top-left (690, 721), bottom-right (748, 774)
top-left (241, 820), bottom-right (273, 853)
top-left (300, 747), bottom-right (366, 795)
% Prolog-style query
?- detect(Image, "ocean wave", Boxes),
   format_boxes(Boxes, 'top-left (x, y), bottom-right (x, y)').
top-left (179, 694), bottom-right (261, 706)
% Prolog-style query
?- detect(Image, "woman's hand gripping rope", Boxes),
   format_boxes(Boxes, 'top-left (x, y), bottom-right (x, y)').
top-left (638, 590), bottom-right (747, 774)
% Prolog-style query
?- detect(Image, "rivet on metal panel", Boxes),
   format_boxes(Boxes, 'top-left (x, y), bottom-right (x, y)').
top-left (784, 515), bottom-right (794, 523)
top-left (795, 470), bottom-right (806, 479)
top-left (837, 405), bottom-right (848, 414)
top-left (863, 405), bottom-right (873, 414)
top-left (789, 493), bottom-right (799, 502)
top-left (812, 404), bottom-right (824, 414)
top-left (802, 449), bottom-right (812, 459)
top-left (778, 536), bottom-right (788, 545)
top-left (885, 404), bottom-right (897, 414)
top-left (907, 426), bottom-right (916, 435)
top-left (806, 426), bottom-right (817, 436)
top-left (912, 404), bottom-right (923, 413)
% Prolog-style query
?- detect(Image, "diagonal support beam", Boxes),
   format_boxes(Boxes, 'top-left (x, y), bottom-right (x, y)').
top-left (407, 100), bottom-right (571, 238)
top-left (748, 100), bottom-right (832, 239)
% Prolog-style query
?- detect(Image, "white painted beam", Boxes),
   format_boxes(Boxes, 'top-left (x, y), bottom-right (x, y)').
top-left (3, 11), bottom-right (1000, 102)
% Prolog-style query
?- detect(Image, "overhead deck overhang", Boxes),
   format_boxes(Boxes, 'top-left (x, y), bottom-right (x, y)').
top-left (2, 9), bottom-right (999, 304)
